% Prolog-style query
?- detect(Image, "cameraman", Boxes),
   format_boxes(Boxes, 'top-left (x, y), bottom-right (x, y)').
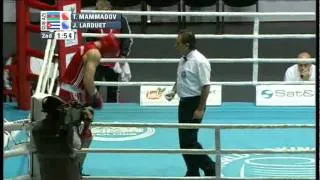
top-left (33, 96), bottom-right (94, 180)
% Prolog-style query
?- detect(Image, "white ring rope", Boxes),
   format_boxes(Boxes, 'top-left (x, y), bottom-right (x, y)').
top-left (4, 144), bottom-right (314, 158)
top-left (78, 148), bottom-right (314, 154)
top-left (4, 143), bottom-right (30, 158)
top-left (100, 58), bottom-right (315, 63)
top-left (4, 120), bottom-right (315, 180)
top-left (4, 119), bottom-right (31, 131)
top-left (10, 175), bottom-right (30, 180)
top-left (82, 33), bottom-right (315, 39)
top-left (4, 121), bottom-right (314, 132)
top-left (80, 10), bottom-right (314, 17)
top-left (81, 176), bottom-right (314, 180)
top-left (94, 81), bottom-right (315, 86)
top-left (90, 123), bottom-right (314, 129)
top-left (4, 122), bottom-right (314, 158)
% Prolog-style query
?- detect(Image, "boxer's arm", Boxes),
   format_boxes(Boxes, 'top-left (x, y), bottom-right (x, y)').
top-left (83, 49), bottom-right (101, 96)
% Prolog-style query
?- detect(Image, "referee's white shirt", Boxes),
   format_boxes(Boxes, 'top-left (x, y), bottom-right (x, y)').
top-left (176, 49), bottom-right (211, 98)
top-left (284, 64), bottom-right (315, 81)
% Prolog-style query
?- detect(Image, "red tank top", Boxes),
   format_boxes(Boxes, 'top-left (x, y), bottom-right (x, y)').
top-left (60, 42), bottom-right (97, 93)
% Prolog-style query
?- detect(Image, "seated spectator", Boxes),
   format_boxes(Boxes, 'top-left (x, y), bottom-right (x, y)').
top-left (284, 52), bottom-right (315, 81)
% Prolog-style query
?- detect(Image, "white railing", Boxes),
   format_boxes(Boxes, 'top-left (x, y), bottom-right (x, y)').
top-left (99, 58), bottom-right (315, 63)
top-left (82, 33), bottom-right (315, 39)
top-left (81, 176), bottom-right (314, 180)
top-left (80, 10), bottom-right (315, 89)
top-left (94, 81), bottom-right (315, 87)
top-left (4, 143), bottom-right (30, 158)
top-left (78, 122), bottom-right (316, 180)
top-left (4, 119), bottom-right (31, 131)
top-left (4, 121), bottom-right (315, 180)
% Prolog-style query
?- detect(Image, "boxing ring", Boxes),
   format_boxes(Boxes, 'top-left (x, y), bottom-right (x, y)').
top-left (4, 9), bottom-right (316, 180)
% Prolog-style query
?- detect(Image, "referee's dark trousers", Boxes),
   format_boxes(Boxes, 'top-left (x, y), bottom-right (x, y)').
top-left (178, 96), bottom-right (216, 176)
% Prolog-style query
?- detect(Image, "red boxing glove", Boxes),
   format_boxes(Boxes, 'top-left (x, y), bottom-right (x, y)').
top-left (80, 128), bottom-right (93, 139)
top-left (90, 90), bottom-right (103, 109)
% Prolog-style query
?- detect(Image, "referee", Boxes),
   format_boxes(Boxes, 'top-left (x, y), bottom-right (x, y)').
top-left (165, 30), bottom-right (216, 177)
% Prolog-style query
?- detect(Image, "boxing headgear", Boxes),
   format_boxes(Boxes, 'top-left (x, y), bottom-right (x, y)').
top-left (99, 32), bottom-right (120, 57)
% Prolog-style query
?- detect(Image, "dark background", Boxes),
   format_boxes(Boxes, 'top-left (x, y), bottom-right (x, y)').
top-left (3, 21), bottom-right (315, 102)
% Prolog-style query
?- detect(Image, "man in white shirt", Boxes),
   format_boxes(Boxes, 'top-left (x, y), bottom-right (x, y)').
top-left (284, 52), bottom-right (315, 81)
top-left (165, 30), bottom-right (215, 177)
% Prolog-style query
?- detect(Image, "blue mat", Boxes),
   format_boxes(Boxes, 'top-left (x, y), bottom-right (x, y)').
top-left (4, 102), bottom-right (315, 179)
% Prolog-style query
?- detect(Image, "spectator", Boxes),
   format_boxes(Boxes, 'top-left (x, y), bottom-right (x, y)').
top-left (284, 52), bottom-right (315, 81)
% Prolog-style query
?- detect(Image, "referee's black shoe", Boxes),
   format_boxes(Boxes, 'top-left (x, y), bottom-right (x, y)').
top-left (184, 170), bottom-right (200, 176)
top-left (81, 172), bottom-right (90, 176)
top-left (204, 163), bottom-right (216, 176)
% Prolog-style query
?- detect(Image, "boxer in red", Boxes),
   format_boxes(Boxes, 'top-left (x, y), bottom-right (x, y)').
top-left (58, 32), bottom-right (120, 176)
top-left (59, 31), bottom-right (120, 108)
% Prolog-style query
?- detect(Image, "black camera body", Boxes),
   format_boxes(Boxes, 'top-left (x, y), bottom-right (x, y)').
top-left (32, 96), bottom-right (87, 155)
top-left (31, 95), bottom-right (92, 180)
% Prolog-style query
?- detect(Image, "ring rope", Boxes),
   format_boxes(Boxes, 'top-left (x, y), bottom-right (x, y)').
top-left (82, 33), bottom-right (315, 39)
top-left (81, 176), bottom-right (314, 180)
top-left (77, 148), bottom-right (314, 155)
top-left (4, 120), bottom-right (315, 180)
top-left (100, 58), bottom-right (315, 63)
top-left (4, 145), bottom-right (314, 158)
top-left (7, 175), bottom-right (30, 180)
top-left (4, 121), bottom-right (314, 132)
top-left (4, 143), bottom-right (30, 158)
top-left (4, 119), bottom-right (31, 131)
top-left (80, 10), bottom-right (314, 17)
top-left (90, 123), bottom-right (315, 129)
top-left (4, 120), bottom-right (315, 158)
top-left (94, 81), bottom-right (315, 86)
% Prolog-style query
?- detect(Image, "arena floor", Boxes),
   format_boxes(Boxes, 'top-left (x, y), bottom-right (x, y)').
top-left (4, 102), bottom-right (315, 179)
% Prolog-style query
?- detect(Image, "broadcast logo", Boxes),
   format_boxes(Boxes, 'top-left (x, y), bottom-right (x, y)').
top-left (261, 90), bottom-right (273, 99)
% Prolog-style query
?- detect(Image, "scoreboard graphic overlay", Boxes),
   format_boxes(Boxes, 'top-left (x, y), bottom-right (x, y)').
top-left (40, 11), bottom-right (121, 40)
